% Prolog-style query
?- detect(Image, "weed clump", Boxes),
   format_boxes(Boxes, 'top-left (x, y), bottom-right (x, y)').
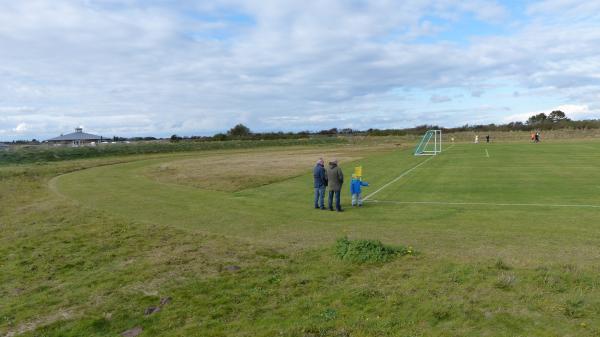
top-left (564, 298), bottom-right (586, 318)
top-left (432, 304), bottom-right (453, 322)
top-left (495, 273), bottom-right (517, 290)
top-left (335, 237), bottom-right (414, 263)
top-left (494, 258), bottom-right (511, 270)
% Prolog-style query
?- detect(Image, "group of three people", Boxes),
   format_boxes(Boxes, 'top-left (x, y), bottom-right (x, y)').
top-left (313, 158), bottom-right (369, 212)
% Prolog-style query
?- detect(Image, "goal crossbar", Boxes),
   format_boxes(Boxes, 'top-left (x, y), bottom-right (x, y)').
top-left (414, 130), bottom-right (442, 156)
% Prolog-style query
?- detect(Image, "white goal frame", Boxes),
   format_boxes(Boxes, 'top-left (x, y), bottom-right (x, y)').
top-left (414, 129), bottom-right (442, 156)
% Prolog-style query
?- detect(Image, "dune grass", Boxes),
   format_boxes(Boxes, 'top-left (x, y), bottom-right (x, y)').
top-left (3, 140), bottom-right (600, 336)
top-left (0, 137), bottom-right (345, 165)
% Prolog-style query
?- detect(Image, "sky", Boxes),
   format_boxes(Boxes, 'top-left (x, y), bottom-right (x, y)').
top-left (1, 0), bottom-right (600, 140)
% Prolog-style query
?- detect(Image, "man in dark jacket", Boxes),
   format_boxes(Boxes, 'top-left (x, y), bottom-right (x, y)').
top-left (313, 159), bottom-right (327, 209)
top-left (327, 159), bottom-right (344, 212)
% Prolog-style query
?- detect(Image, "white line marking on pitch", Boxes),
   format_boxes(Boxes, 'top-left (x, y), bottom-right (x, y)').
top-left (366, 199), bottom-right (600, 209)
top-left (485, 148), bottom-right (490, 158)
top-left (363, 144), bottom-right (454, 201)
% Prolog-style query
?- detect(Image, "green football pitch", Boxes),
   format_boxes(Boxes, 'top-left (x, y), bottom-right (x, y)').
top-left (54, 141), bottom-right (600, 263)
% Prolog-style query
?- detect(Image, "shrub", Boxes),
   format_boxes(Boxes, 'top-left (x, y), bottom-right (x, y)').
top-left (227, 124), bottom-right (252, 137)
top-left (334, 237), bottom-right (414, 263)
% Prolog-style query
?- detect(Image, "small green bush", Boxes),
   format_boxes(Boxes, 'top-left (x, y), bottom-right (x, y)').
top-left (334, 237), bottom-right (414, 263)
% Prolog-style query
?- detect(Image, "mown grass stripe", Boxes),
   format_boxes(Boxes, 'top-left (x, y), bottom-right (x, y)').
top-left (363, 144), bottom-right (455, 201)
top-left (367, 199), bottom-right (600, 209)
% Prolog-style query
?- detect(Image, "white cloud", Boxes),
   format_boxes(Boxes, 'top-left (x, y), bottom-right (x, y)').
top-left (13, 122), bottom-right (28, 133)
top-left (527, 0), bottom-right (600, 19)
top-left (504, 104), bottom-right (600, 123)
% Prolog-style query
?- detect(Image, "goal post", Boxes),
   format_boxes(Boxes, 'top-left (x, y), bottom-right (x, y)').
top-left (414, 130), bottom-right (442, 156)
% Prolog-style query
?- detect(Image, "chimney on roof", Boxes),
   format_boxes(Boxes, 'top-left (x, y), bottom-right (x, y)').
top-left (75, 127), bottom-right (83, 133)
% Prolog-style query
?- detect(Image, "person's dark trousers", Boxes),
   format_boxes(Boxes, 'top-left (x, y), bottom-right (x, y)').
top-left (328, 190), bottom-right (342, 211)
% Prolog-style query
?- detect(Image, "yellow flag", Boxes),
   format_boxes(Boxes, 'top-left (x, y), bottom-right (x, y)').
top-left (354, 166), bottom-right (362, 178)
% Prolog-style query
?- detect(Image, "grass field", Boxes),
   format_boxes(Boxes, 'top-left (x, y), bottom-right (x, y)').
top-left (4, 139), bottom-right (600, 336)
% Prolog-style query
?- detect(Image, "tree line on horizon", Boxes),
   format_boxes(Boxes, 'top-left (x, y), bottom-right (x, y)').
top-left (168, 110), bottom-right (596, 142)
top-left (4, 110), bottom-right (598, 144)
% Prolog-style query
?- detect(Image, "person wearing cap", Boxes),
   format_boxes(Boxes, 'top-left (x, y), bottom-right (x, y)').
top-left (313, 158), bottom-right (327, 209)
top-left (327, 159), bottom-right (344, 212)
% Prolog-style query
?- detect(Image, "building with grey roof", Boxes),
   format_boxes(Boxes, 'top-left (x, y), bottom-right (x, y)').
top-left (46, 128), bottom-right (106, 146)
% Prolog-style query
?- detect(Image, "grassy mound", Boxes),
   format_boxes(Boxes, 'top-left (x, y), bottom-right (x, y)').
top-left (335, 237), bottom-right (414, 263)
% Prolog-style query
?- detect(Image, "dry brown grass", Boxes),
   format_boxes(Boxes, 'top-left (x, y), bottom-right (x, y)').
top-left (144, 147), bottom-right (383, 191)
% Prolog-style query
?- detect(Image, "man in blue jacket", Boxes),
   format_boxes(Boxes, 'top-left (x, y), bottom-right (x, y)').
top-left (313, 159), bottom-right (327, 209)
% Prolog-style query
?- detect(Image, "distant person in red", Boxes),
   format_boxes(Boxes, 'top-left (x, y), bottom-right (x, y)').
top-left (531, 133), bottom-right (535, 142)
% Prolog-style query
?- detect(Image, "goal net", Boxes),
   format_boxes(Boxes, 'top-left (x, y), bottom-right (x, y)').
top-left (414, 130), bottom-right (442, 156)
